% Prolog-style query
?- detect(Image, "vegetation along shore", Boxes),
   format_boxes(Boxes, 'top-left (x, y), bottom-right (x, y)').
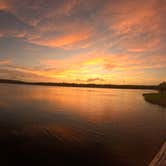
top-left (143, 93), bottom-right (166, 107)
top-left (143, 82), bottom-right (166, 108)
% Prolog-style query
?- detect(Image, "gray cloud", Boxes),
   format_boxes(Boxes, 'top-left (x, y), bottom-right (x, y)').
top-left (87, 78), bottom-right (104, 82)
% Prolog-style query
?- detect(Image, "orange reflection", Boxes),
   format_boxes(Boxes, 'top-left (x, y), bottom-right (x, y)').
top-left (1, 85), bottom-right (143, 123)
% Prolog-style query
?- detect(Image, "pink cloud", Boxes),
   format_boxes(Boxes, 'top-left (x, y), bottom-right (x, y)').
top-left (0, 59), bottom-right (12, 65)
top-left (31, 30), bottom-right (92, 48)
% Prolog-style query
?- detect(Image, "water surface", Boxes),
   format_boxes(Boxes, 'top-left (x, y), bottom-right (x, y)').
top-left (0, 84), bottom-right (165, 166)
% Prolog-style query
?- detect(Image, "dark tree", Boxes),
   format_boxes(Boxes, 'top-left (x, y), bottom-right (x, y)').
top-left (158, 82), bottom-right (166, 93)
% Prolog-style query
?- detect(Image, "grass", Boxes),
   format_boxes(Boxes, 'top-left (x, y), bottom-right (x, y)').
top-left (143, 92), bottom-right (166, 107)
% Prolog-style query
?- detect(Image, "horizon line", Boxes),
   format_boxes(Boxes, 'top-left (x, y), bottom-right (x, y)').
top-left (0, 78), bottom-right (159, 90)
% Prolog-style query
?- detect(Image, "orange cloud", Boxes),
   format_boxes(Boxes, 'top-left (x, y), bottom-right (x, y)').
top-left (97, 0), bottom-right (165, 53)
top-left (0, 0), bottom-right (8, 10)
top-left (10, 66), bottom-right (58, 79)
top-left (100, 0), bottom-right (157, 33)
top-left (0, 59), bottom-right (11, 65)
top-left (40, 51), bottom-right (166, 83)
top-left (1, 52), bottom-right (166, 84)
top-left (31, 30), bottom-right (92, 48)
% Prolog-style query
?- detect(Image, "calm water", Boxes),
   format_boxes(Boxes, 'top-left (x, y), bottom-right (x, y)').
top-left (0, 84), bottom-right (166, 166)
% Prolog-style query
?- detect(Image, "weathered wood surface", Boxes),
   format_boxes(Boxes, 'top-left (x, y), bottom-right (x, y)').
top-left (149, 142), bottom-right (166, 166)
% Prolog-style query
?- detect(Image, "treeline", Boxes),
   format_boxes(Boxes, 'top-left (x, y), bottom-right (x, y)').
top-left (158, 82), bottom-right (166, 92)
top-left (0, 79), bottom-right (158, 90)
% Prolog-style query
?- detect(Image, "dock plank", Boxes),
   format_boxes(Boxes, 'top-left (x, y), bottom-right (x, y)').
top-left (149, 142), bottom-right (166, 166)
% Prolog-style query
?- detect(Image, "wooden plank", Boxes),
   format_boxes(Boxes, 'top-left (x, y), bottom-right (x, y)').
top-left (149, 142), bottom-right (166, 166)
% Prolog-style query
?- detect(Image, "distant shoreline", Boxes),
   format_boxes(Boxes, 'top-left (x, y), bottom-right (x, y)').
top-left (0, 79), bottom-right (158, 90)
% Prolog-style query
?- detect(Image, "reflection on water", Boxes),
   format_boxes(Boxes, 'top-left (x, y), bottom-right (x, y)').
top-left (0, 84), bottom-right (166, 166)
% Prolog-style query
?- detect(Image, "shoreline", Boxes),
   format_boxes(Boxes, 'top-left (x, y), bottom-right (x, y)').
top-left (143, 93), bottom-right (166, 107)
top-left (0, 79), bottom-right (158, 90)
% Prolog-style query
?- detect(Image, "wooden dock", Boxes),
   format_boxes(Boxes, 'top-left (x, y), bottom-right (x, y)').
top-left (149, 142), bottom-right (166, 166)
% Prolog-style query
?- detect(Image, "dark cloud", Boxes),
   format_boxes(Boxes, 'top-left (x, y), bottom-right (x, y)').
top-left (87, 78), bottom-right (104, 82)
top-left (0, 10), bottom-right (31, 37)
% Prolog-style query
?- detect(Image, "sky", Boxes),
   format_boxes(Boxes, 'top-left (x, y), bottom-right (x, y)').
top-left (0, 0), bottom-right (166, 85)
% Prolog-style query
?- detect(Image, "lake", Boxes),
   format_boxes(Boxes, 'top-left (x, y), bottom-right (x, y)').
top-left (0, 84), bottom-right (165, 166)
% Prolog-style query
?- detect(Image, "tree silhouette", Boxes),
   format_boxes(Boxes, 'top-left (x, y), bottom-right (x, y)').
top-left (158, 82), bottom-right (166, 93)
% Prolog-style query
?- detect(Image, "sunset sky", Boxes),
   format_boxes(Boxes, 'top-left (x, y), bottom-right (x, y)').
top-left (0, 0), bottom-right (166, 85)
